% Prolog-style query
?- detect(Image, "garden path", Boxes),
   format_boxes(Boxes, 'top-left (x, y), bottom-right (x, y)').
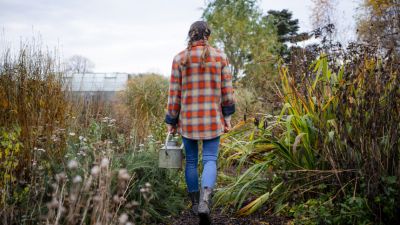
top-left (159, 207), bottom-right (290, 225)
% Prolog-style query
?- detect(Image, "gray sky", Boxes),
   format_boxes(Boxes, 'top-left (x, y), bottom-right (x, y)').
top-left (0, 0), bottom-right (359, 76)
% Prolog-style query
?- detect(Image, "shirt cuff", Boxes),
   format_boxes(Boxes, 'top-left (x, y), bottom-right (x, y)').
top-left (165, 114), bottom-right (179, 126)
top-left (222, 104), bottom-right (235, 116)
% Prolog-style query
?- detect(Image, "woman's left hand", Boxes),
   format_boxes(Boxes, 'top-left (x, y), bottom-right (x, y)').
top-left (224, 118), bottom-right (232, 133)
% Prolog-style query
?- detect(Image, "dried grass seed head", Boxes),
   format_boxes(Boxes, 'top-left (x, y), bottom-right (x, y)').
top-left (91, 165), bottom-right (100, 176)
top-left (73, 175), bottom-right (82, 183)
top-left (67, 160), bottom-right (78, 170)
top-left (118, 213), bottom-right (129, 224)
top-left (118, 169), bottom-right (130, 181)
top-left (55, 172), bottom-right (67, 183)
top-left (100, 157), bottom-right (110, 168)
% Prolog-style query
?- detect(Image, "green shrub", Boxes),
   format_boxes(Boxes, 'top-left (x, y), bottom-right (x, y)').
top-left (290, 196), bottom-right (373, 225)
top-left (290, 198), bottom-right (335, 225)
top-left (231, 86), bottom-right (264, 124)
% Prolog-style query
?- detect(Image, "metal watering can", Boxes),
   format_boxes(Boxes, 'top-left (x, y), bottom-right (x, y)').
top-left (158, 132), bottom-right (184, 169)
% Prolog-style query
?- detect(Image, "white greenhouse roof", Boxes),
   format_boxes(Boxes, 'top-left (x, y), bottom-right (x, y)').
top-left (64, 72), bottom-right (130, 92)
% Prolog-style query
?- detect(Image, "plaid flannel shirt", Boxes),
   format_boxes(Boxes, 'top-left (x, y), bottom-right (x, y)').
top-left (165, 40), bottom-right (235, 140)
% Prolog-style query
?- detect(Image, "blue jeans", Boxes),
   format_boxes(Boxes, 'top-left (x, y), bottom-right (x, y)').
top-left (182, 136), bottom-right (220, 193)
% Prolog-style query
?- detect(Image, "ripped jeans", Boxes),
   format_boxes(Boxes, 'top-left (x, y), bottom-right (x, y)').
top-left (182, 136), bottom-right (220, 193)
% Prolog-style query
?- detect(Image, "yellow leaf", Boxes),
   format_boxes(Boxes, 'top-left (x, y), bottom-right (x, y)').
top-left (348, 96), bottom-right (355, 104)
top-left (237, 182), bottom-right (283, 216)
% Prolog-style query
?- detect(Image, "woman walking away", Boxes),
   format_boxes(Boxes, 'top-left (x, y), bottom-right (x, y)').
top-left (165, 21), bottom-right (235, 224)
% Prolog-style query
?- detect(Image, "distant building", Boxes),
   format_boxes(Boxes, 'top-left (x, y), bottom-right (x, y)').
top-left (64, 72), bottom-right (132, 101)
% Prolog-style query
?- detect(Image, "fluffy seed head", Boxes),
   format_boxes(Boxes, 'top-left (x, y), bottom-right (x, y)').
top-left (73, 175), bottom-right (82, 183)
top-left (118, 169), bottom-right (130, 181)
top-left (118, 213), bottom-right (128, 224)
top-left (91, 165), bottom-right (100, 176)
top-left (100, 158), bottom-right (110, 169)
top-left (67, 160), bottom-right (78, 170)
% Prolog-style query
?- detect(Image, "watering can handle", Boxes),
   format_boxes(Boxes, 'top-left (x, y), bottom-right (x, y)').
top-left (164, 132), bottom-right (184, 155)
top-left (164, 132), bottom-right (172, 151)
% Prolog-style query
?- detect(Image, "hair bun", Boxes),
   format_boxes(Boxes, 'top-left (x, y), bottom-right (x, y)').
top-left (188, 21), bottom-right (211, 41)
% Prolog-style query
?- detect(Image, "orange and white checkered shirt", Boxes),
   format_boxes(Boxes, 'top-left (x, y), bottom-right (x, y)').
top-left (165, 40), bottom-right (235, 140)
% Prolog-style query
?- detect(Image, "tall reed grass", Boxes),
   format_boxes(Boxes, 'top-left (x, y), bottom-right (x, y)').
top-left (0, 44), bottom-right (69, 217)
top-left (0, 45), bottom-right (68, 156)
top-left (120, 74), bottom-right (169, 142)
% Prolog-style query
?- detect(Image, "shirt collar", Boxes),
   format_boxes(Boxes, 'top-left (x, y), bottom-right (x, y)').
top-left (191, 40), bottom-right (207, 47)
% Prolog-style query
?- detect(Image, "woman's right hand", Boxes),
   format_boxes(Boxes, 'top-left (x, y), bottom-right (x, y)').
top-left (167, 124), bottom-right (177, 134)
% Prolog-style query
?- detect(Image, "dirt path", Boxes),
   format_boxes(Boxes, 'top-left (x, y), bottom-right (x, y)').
top-left (159, 207), bottom-right (290, 225)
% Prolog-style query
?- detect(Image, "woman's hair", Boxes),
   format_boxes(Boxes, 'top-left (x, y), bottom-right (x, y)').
top-left (181, 21), bottom-right (211, 67)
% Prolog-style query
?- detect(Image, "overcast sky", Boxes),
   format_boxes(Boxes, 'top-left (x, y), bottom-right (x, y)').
top-left (0, 0), bottom-right (359, 76)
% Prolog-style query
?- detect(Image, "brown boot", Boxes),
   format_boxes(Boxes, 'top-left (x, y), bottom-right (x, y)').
top-left (198, 187), bottom-right (213, 224)
top-left (188, 191), bottom-right (200, 215)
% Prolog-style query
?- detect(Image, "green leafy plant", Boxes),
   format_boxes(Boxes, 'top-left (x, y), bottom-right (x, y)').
top-left (0, 127), bottom-right (23, 204)
top-left (214, 45), bottom-right (400, 224)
